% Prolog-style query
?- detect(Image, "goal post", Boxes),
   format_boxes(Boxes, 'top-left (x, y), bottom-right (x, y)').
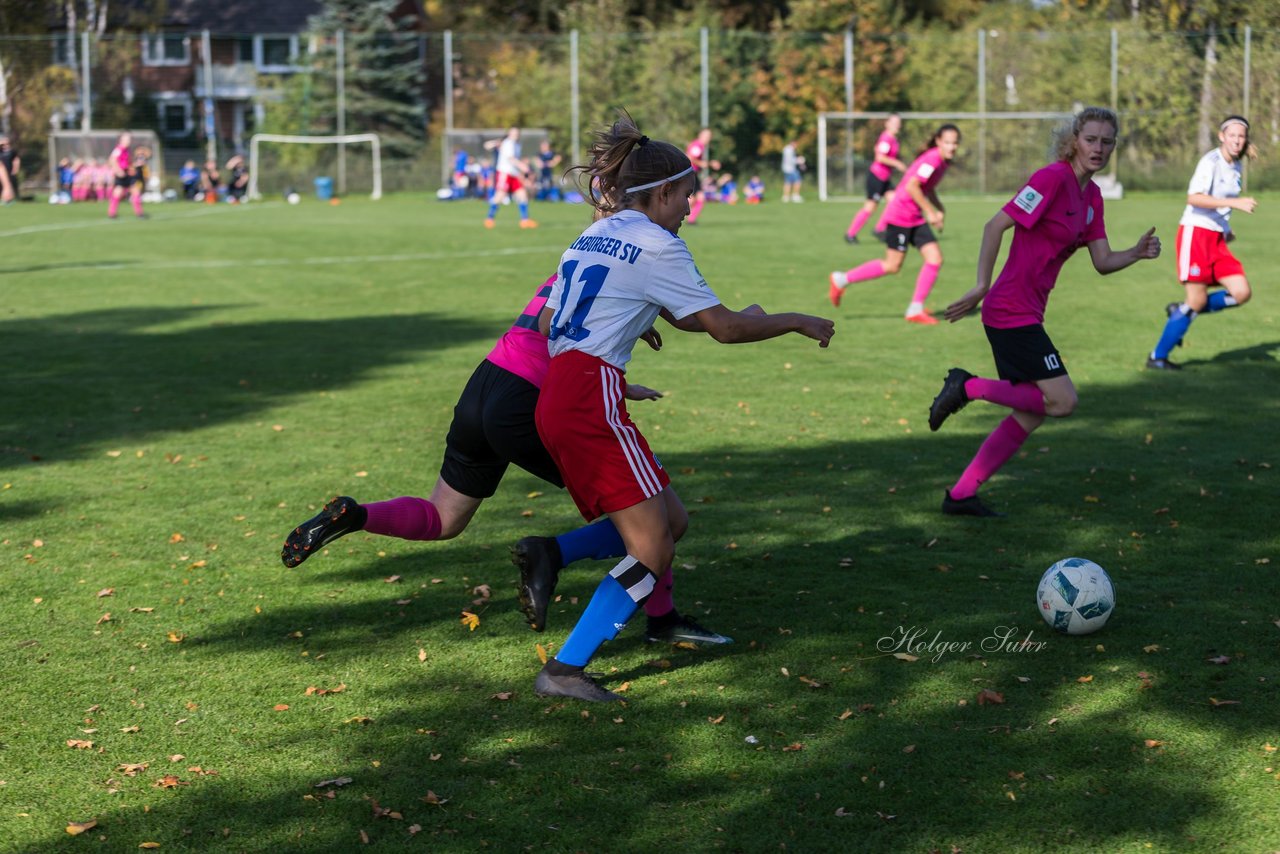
top-left (816, 111), bottom-right (1075, 202)
top-left (440, 128), bottom-right (549, 193)
top-left (48, 130), bottom-right (163, 197)
top-left (248, 133), bottom-right (382, 200)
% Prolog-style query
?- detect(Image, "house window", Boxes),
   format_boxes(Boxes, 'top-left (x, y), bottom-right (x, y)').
top-left (236, 38), bottom-right (254, 63)
top-left (142, 33), bottom-right (190, 67)
top-left (153, 93), bottom-right (194, 138)
top-left (254, 35), bottom-right (299, 72)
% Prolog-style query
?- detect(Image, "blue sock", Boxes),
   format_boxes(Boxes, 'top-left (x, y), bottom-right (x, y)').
top-left (556, 519), bottom-right (626, 566)
top-left (1205, 290), bottom-right (1238, 313)
top-left (1152, 308), bottom-right (1193, 360)
top-left (556, 557), bottom-right (655, 667)
top-left (486, 202), bottom-right (498, 219)
top-left (556, 575), bottom-right (639, 666)
top-left (518, 201), bottom-right (529, 219)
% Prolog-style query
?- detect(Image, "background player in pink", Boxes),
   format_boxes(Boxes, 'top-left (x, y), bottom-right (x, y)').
top-left (684, 127), bottom-right (719, 225)
top-left (532, 112), bottom-right (833, 701)
top-left (828, 124), bottom-right (960, 324)
top-left (845, 114), bottom-right (906, 243)
top-left (107, 131), bottom-right (145, 220)
top-left (483, 126), bottom-right (536, 229)
top-left (281, 274), bottom-right (719, 642)
top-left (927, 107), bottom-right (1162, 517)
top-left (1146, 115), bottom-right (1258, 370)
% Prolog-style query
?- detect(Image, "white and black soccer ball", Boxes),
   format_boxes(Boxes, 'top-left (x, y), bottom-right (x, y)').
top-left (1036, 557), bottom-right (1114, 635)
top-left (287, 192), bottom-right (301, 205)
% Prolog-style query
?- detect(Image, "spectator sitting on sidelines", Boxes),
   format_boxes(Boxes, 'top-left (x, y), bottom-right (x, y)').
top-left (717, 173), bottom-right (738, 205)
top-left (745, 174), bottom-right (764, 204)
top-left (200, 159), bottom-right (221, 203)
top-left (180, 160), bottom-right (200, 200)
top-left (225, 155), bottom-right (249, 203)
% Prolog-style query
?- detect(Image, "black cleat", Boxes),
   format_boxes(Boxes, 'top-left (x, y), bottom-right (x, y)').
top-left (941, 490), bottom-right (1005, 518)
top-left (511, 536), bottom-right (562, 632)
top-left (645, 612), bottom-right (734, 645)
top-left (281, 496), bottom-right (365, 567)
top-left (1145, 356), bottom-right (1182, 371)
top-left (942, 491), bottom-right (998, 517)
top-left (844, 233), bottom-right (859, 244)
top-left (928, 367), bottom-right (974, 432)
top-left (534, 662), bottom-right (622, 702)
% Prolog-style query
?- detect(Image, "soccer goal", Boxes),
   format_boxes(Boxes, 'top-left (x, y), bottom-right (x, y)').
top-left (47, 129), bottom-right (163, 196)
top-left (816, 111), bottom-right (1077, 202)
top-left (248, 133), bottom-right (382, 200)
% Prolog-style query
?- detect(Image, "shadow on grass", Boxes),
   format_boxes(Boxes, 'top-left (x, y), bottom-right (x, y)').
top-left (13, 342), bottom-right (1279, 852)
top-left (0, 305), bottom-right (495, 464)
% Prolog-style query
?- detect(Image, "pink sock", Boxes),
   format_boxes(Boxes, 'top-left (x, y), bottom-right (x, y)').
top-left (847, 209), bottom-right (872, 237)
top-left (131, 195), bottom-right (143, 216)
top-left (964, 377), bottom-right (1046, 414)
top-left (362, 497), bottom-right (442, 541)
top-left (911, 262), bottom-right (940, 306)
top-left (950, 415), bottom-right (1029, 500)
top-left (107, 195), bottom-right (120, 218)
top-left (688, 194), bottom-right (704, 223)
top-left (845, 259), bottom-right (886, 284)
top-left (643, 568), bottom-right (675, 617)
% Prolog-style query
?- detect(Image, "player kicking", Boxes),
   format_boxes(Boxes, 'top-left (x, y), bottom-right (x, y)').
top-left (1147, 115), bottom-right (1258, 370)
top-left (928, 107), bottom-right (1161, 517)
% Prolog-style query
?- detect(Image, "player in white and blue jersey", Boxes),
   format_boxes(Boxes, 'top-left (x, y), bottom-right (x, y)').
top-left (1148, 116), bottom-right (1258, 369)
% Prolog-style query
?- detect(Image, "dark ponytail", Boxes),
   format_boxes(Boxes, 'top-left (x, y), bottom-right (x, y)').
top-left (567, 110), bottom-right (691, 214)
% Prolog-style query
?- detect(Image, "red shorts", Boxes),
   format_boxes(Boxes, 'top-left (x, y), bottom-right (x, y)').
top-left (1176, 224), bottom-right (1243, 284)
top-left (534, 350), bottom-right (670, 521)
top-left (497, 172), bottom-right (525, 195)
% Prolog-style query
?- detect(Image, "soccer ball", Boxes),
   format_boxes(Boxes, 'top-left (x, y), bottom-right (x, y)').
top-left (1036, 557), bottom-right (1114, 635)
top-left (287, 192), bottom-right (301, 205)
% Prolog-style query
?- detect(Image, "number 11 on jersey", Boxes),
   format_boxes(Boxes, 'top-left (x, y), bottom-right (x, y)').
top-left (549, 260), bottom-right (610, 342)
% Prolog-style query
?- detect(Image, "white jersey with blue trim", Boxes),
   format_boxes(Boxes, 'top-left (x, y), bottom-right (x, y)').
top-left (1180, 148), bottom-right (1242, 233)
top-left (546, 209), bottom-right (721, 371)
top-left (496, 137), bottom-right (522, 177)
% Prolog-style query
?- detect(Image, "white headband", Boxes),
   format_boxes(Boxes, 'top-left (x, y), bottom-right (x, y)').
top-left (624, 165), bottom-right (694, 195)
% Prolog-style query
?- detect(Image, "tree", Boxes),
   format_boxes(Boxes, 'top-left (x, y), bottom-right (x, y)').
top-left (303, 0), bottom-right (426, 159)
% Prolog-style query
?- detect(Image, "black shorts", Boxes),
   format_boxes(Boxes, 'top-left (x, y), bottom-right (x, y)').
top-left (440, 359), bottom-right (563, 499)
top-left (865, 172), bottom-right (893, 201)
top-left (883, 223), bottom-right (937, 253)
top-left (114, 174), bottom-right (136, 189)
top-left (984, 324), bottom-right (1067, 383)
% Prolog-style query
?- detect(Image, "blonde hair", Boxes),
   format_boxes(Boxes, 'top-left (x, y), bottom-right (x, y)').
top-left (567, 110), bottom-right (691, 215)
top-left (1052, 107), bottom-right (1119, 162)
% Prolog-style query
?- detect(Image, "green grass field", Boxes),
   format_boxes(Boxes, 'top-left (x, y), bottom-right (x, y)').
top-left (2, 191), bottom-right (1278, 853)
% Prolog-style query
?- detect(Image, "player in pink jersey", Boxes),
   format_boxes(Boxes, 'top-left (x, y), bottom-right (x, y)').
top-left (926, 107), bottom-right (1162, 517)
top-left (531, 112), bottom-right (833, 701)
top-left (684, 127), bottom-right (719, 226)
top-left (829, 124), bottom-right (959, 324)
top-left (845, 114), bottom-right (906, 243)
top-left (281, 273), bottom-right (731, 646)
top-left (106, 131), bottom-right (145, 219)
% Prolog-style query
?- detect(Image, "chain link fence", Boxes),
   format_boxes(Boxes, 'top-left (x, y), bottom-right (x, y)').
top-left (2, 25), bottom-right (1276, 197)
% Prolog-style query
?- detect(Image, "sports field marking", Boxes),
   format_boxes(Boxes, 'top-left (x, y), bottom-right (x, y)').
top-left (0, 201), bottom-right (254, 240)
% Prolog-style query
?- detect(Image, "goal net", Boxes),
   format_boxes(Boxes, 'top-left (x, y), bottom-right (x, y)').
top-left (441, 128), bottom-right (549, 196)
top-left (47, 130), bottom-right (163, 198)
top-left (248, 133), bottom-right (382, 200)
top-left (817, 111), bottom-right (1076, 201)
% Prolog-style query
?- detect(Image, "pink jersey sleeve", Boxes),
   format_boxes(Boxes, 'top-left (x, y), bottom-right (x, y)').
top-left (1002, 164), bottom-right (1062, 231)
top-left (485, 275), bottom-right (556, 389)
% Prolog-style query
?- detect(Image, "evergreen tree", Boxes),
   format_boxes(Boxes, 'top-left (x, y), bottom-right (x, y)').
top-left (306, 0), bottom-right (426, 159)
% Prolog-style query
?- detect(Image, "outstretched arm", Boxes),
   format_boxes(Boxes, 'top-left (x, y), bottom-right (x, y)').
top-left (1087, 227), bottom-right (1161, 275)
top-left (690, 303), bottom-right (833, 348)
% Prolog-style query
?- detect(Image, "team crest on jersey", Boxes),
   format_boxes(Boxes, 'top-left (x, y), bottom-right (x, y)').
top-left (1189, 264), bottom-right (1201, 277)
top-left (687, 261), bottom-right (708, 289)
top-left (1013, 186), bottom-right (1043, 214)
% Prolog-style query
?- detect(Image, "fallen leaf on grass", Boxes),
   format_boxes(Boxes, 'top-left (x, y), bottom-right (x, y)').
top-left (1143, 644), bottom-right (1161, 653)
top-left (139, 843), bottom-right (161, 849)
top-left (1206, 655), bottom-right (1231, 665)
top-left (96, 613), bottom-right (113, 625)
top-left (1264, 743), bottom-right (1277, 753)
top-left (837, 709), bottom-right (854, 721)
top-left (314, 776), bottom-right (353, 788)
top-left (384, 575), bottom-right (401, 584)
top-left (535, 644), bottom-right (548, 664)
top-left (417, 648), bottom-right (427, 662)
top-left (893, 652), bottom-right (919, 662)
top-left (305, 684), bottom-right (346, 696)
top-left (120, 725), bottom-right (140, 733)
top-left (1144, 739), bottom-right (1165, 748)
top-left (491, 692), bottom-right (514, 701)
top-left (154, 775), bottom-right (187, 788)
top-left (167, 755), bottom-right (185, 762)
top-left (782, 743), bottom-right (805, 752)
top-left (977, 689), bottom-right (1005, 706)
top-left (1209, 697), bottom-right (1240, 707)
top-left (1076, 675), bottom-right (1094, 683)
top-left (166, 632), bottom-right (185, 643)
top-left (708, 714), bottom-right (725, 724)
top-left (344, 716), bottom-right (374, 725)
top-left (130, 607), bottom-right (154, 614)
top-left (65, 820), bottom-right (97, 836)
top-left (834, 807), bottom-right (849, 817)
top-left (420, 790), bottom-right (448, 805)
top-left (798, 676), bottom-right (825, 689)
top-left (408, 824), bottom-right (422, 835)
top-left (117, 763), bottom-right (148, 776)
top-left (97, 588), bottom-right (114, 598)
top-left (66, 739), bottom-right (94, 749)
top-left (902, 744), bottom-right (916, 754)
top-left (460, 611), bottom-right (480, 631)
top-left (273, 704), bottom-right (290, 712)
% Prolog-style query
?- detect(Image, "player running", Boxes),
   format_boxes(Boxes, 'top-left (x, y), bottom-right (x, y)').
top-left (532, 112), bottom-right (834, 701)
top-left (845, 114), bottom-right (906, 243)
top-left (927, 107), bottom-right (1162, 517)
top-left (107, 131), bottom-right (145, 220)
top-left (483, 126), bottom-right (537, 229)
top-left (828, 124), bottom-right (960, 324)
top-left (1146, 115), bottom-right (1258, 370)
top-left (684, 127), bottom-right (719, 225)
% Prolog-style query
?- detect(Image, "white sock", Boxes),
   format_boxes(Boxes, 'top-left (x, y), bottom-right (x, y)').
top-left (831, 271), bottom-right (848, 287)
top-left (906, 301), bottom-right (925, 316)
